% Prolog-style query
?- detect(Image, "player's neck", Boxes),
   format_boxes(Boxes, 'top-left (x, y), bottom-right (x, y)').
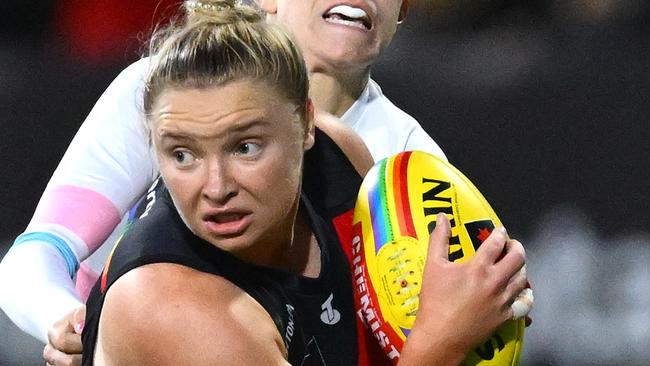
top-left (246, 205), bottom-right (320, 277)
top-left (261, 207), bottom-right (320, 277)
top-left (289, 210), bottom-right (321, 278)
top-left (309, 69), bottom-right (370, 117)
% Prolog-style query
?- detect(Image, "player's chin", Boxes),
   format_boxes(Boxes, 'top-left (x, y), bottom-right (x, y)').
top-left (195, 223), bottom-right (248, 249)
top-left (201, 233), bottom-right (252, 254)
top-left (331, 54), bottom-right (376, 72)
top-left (312, 41), bottom-right (378, 68)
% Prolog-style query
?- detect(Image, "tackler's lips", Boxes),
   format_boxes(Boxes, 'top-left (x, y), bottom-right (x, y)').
top-left (323, 4), bottom-right (372, 31)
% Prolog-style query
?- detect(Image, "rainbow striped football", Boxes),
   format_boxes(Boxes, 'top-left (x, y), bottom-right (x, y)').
top-left (351, 151), bottom-right (525, 365)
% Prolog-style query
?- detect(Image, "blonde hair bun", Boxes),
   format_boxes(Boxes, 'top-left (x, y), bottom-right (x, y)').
top-left (183, 0), bottom-right (261, 24)
top-left (143, 0), bottom-right (309, 126)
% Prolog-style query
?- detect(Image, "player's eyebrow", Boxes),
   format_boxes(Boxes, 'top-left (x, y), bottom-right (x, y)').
top-left (158, 119), bottom-right (272, 140)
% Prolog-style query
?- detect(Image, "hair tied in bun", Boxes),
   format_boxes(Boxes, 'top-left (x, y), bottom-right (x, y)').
top-left (184, 0), bottom-right (239, 13)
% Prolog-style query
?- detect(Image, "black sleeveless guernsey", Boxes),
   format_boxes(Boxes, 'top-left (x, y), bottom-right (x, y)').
top-left (81, 129), bottom-right (392, 365)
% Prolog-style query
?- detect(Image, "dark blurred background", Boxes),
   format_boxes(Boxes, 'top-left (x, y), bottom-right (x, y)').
top-left (1, 0), bottom-right (648, 364)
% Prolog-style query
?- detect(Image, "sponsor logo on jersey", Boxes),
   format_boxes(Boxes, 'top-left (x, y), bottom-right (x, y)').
top-left (139, 177), bottom-right (161, 219)
top-left (320, 293), bottom-right (341, 325)
top-left (285, 303), bottom-right (296, 346)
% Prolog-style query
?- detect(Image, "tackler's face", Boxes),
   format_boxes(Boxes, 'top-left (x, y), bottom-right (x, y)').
top-left (261, 0), bottom-right (409, 71)
top-left (151, 79), bottom-right (314, 261)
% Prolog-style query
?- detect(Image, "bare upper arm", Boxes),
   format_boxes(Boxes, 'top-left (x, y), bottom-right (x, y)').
top-left (95, 263), bottom-right (289, 366)
top-left (315, 112), bottom-right (374, 176)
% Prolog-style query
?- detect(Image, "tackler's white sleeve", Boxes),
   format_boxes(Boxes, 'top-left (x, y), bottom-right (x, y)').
top-left (0, 58), bottom-right (158, 342)
top-left (46, 57), bottom-right (158, 218)
top-left (0, 242), bottom-right (83, 343)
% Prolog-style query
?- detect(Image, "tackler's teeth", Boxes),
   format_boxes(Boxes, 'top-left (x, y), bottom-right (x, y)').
top-left (327, 5), bottom-right (367, 19)
top-left (324, 5), bottom-right (371, 30)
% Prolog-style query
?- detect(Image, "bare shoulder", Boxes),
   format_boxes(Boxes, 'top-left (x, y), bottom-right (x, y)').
top-left (315, 112), bottom-right (374, 176)
top-left (95, 263), bottom-right (289, 366)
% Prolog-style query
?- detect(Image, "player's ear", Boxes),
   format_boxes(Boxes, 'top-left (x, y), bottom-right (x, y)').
top-left (303, 99), bottom-right (315, 151)
top-left (258, 0), bottom-right (278, 14)
top-left (398, 0), bottom-right (409, 23)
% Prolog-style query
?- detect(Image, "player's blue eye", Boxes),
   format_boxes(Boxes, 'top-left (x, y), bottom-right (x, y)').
top-left (236, 142), bottom-right (261, 156)
top-left (172, 150), bottom-right (196, 166)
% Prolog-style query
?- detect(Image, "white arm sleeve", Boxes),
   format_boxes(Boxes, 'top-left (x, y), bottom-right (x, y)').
top-left (0, 243), bottom-right (82, 343)
top-left (46, 57), bottom-right (157, 214)
top-left (0, 58), bottom-right (157, 342)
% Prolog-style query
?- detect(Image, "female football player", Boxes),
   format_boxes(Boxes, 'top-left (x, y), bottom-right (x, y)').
top-left (80, 3), bottom-right (528, 364)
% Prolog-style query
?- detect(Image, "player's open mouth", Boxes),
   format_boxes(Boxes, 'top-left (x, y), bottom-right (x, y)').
top-left (323, 5), bottom-right (371, 30)
top-left (203, 212), bottom-right (251, 236)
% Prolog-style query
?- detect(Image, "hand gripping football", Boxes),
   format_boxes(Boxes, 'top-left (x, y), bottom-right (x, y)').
top-left (351, 151), bottom-right (530, 365)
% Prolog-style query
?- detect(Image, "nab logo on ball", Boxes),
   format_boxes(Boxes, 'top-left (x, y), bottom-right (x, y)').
top-left (352, 151), bottom-right (525, 366)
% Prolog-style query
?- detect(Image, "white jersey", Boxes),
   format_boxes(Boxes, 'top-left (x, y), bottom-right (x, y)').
top-left (0, 58), bottom-right (446, 342)
top-left (340, 78), bottom-right (446, 163)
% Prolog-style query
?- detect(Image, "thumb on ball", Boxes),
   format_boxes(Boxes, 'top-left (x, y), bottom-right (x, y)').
top-left (428, 213), bottom-right (451, 261)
